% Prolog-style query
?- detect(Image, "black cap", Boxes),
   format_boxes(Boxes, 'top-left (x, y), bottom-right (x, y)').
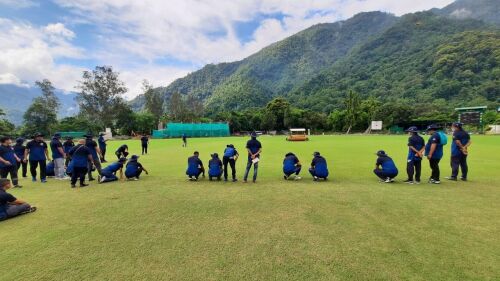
top-left (405, 126), bottom-right (419, 132)
top-left (130, 155), bottom-right (139, 160)
top-left (34, 132), bottom-right (44, 137)
top-left (211, 153), bottom-right (219, 158)
top-left (376, 150), bottom-right (387, 157)
top-left (452, 122), bottom-right (463, 128)
top-left (16, 138), bottom-right (24, 143)
top-left (313, 152), bottom-right (320, 156)
top-left (426, 124), bottom-right (441, 131)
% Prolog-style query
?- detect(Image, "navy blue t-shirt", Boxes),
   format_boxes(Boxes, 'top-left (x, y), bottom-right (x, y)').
top-left (311, 156), bottom-right (329, 177)
top-left (376, 156), bottom-right (398, 173)
top-left (283, 155), bottom-right (299, 173)
top-left (187, 156), bottom-right (203, 175)
top-left (63, 140), bottom-right (74, 154)
top-left (85, 139), bottom-right (99, 160)
top-left (98, 136), bottom-right (106, 149)
top-left (407, 134), bottom-right (425, 161)
top-left (50, 138), bottom-right (64, 159)
top-left (425, 133), bottom-right (443, 160)
top-left (69, 145), bottom-right (91, 168)
top-left (13, 144), bottom-right (26, 160)
top-left (223, 147), bottom-right (238, 158)
top-left (26, 140), bottom-right (47, 161)
top-left (116, 145), bottom-right (128, 154)
top-left (451, 130), bottom-right (470, 157)
top-left (0, 145), bottom-right (17, 168)
top-left (208, 158), bottom-right (222, 176)
top-left (141, 136), bottom-right (149, 145)
top-left (0, 189), bottom-right (16, 220)
top-left (125, 161), bottom-right (143, 177)
top-left (102, 162), bottom-right (123, 174)
top-left (246, 139), bottom-right (262, 159)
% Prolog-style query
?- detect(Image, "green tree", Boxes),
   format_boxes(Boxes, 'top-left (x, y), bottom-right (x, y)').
top-left (22, 79), bottom-right (60, 136)
top-left (76, 66), bottom-right (128, 129)
top-left (0, 108), bottom-right (15, 135)
top-left (265, 97), bottom-right (290, 130)
top-left (344, 90), bottom-right (361, 134)
top-left (143, 80), bottom-right (164, 122)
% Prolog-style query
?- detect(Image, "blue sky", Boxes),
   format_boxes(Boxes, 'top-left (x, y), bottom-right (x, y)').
top-left (0, 0), bottom-right (454, 98)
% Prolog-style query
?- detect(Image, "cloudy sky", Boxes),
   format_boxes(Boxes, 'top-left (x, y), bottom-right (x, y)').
top-left (0, 0), bottom-right (454, 99)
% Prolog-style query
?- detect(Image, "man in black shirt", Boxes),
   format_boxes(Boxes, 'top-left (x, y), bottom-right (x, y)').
top-left (243, 132), bottom-right (262, 183)
top-left (141, 134), bottom-right (149, 155)
top-left (0, 178), bottom-right (36, 221)
top-left (404, 126), bottom-right (425, 184)
top-left (447, 122), bottom-right (472, 181)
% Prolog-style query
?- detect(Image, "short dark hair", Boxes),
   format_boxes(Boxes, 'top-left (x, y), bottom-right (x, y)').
top-left (0, 136), bottom-right (11, 143)
top-left (0, 178), bottom-right (11, 188)
top-left (194, 151), bottom-right (199, 155)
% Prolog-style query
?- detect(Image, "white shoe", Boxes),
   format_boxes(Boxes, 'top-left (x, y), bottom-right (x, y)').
top-left (294, 176), bottom-right (302, 180)
top-left (99, 176), bottom-right (106, 183)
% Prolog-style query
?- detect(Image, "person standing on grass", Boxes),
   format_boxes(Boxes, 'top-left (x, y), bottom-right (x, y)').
top-left (186, 151), bottom-right (205, 181)
top-left (141, 134), bottom-right (149, 155)
top-left (50, 133), bottom-right (66, 180)
top-left (125, 155), bottom-right (149, 180)
top-left (373, 150), bottom-right (398, 183)
top-left (309, 152), bottom-right (329, 181)
top-left (425, 124), bottom-right (445, 184)
top-left (243, 132), bottom-right (262, 183)
top-left (13, 138), bottom-right (27, 179)
top-left (115, 144), bottom-right (129, 159)
top-left (208, 153), bottom-right (223, 181)
top-left (68, 139), bottom-right (93, 188)
top-left (0, 137), bottom-right (22, 188)
top-left (25, 133), bottom-right (50, 183)
top-left (223, 144), bottom-right (238, 182)
top-left (0, 178), bottom-right (36, 221)
top-left (63, 137), bottom-right (75, 167)
top-left (404, 126), bottom-right (425, 184)
top-left (99, 157), bottom-right (127, 183)
top-left (446, 122), bottom-right (471, 181)
top-left (182, 133), bottom-right (187, 147)
top-left (283, 152), bottom-right (302, 180)
top-left (98, 133), bottom-right (108, 163)
top-left (85, 134), bottom-right (103, 182)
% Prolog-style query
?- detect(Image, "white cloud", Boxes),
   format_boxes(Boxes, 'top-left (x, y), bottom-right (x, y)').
top-left (0, 0), bottom-right (38, 9)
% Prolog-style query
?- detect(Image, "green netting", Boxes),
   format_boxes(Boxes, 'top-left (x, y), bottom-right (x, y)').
top-left (55, 131), bottom-right (87, 138)
top-left (153, 123), bottom-right (230, 138)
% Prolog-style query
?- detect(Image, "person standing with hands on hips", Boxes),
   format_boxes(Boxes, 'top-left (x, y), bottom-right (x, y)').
top-left (243, 132), bottom-right (262, 183)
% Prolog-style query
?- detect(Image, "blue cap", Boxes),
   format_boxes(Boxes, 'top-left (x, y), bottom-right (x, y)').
top-left (250, 132), bottom-right (257, 138)
top-left (405, 126), bottom-right (419, 132)
top-left (53, 133), bottom-right (61, 138)
top-left (130, 155), bottom-right (139, 160)
top-left (16, 138), bottom-right (24, 143)
top-left (426, 124), bottom-right (441, 131)
top-left (452, 122), bottom-right (463, 128)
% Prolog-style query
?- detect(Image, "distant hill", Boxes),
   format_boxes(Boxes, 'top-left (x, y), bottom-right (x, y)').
top-left (434, 0), bottom-right (500, 25)
top-left (0, 84), bottom-right (78, 125)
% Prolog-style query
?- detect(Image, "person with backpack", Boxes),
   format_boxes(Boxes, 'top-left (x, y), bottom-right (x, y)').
top-left (404, 126), bottom-right (425, 184)
top-left (283, 152), bottom-right (302, 180)
top-left (425, 124), bottom-right (446, 184)
top-left (208, 153), bottom-right (223, 181)
top-left (446, 122), bottom-right (471, 181)
top-left (222, 144), bottom-right (238, 182)
top-left (309, 152), bottom-right (329, 181)
top-left (373, 150), bottom-right (398, 183)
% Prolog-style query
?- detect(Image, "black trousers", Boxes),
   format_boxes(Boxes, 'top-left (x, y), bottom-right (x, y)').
top-left (100, 148), bottom-right (106, 161)
top-left (29, 160), bottom-right (46, 180)
top-left (429, 158), bottom-right (441, 181)
top-left (71, 166), bottom-right (88, 186)
top-left (451, 155), bottom-right (468, 179)
top-left (406, 159), bottom-right (422, 181)
top-left (373, 169), bottom-right (398, 180)
top-left (16, 161), bottom-right (27, 178)
top-left (223, 156), bottom-right (236, 180)
top-left (142, 144), bottom-right (148, 155)
top-left (0, 165), bottom-right (19, 186)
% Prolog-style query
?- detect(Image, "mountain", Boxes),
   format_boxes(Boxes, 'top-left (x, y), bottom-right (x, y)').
top-left (289, 12), bottom-right (500, 112)
top-left (130, 11), bottom-right (398, 111)
top-left (0, 84), bottom-right (79, 125)
top-left (434, 0), bottom-right (500, 25)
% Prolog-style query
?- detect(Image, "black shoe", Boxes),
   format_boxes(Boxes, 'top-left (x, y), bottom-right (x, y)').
top-left (232, 179), bottom-right (237, 182)
top-left (224, 178), bottom-right (228, 182)
top-left (403, 180), bottom-right (414, 184)
top-left (445, 177), bottom-right (457, 181)
top-left (460, 177), bottom-right (467, 181)
top-left (14, 185), bottom-right (22, 188)
top-left (89, 178), bottom-right (95, 181)
top-left (71, 184), bottom-right (76, 188)
top-left (80, 183), bottom-right (89, 187)
top-left (284, 175), bottom-right (288, 180)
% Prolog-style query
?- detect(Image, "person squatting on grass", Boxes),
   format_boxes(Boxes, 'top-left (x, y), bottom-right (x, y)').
top-left (25, 132), bottom-right (51, 183)
top-left (425, 124), bottom-right (446, 184)
top-left (0, 178), bottom-right (36, 221)
top-left (309, 152), bottom-right (329, 181)
top-left (99, 157), bottom-right (127, 184)
top-left (373, 150), bottom-right (398, 183)
top-left (446, 122), bottom-right (471, 182)
top-left (243, 132), bottom-right (262, 183)
top-left (68, 139), bottom-right (93, 188)
top-left (283, 152), bottom-right (302, 180)
top-left (223, 144), bottom-right (238, 182)
top-left (186, 151), bottom-right (205, 181)
top-left (0, 137), bottom-right (22, 188)
top-left (404, 126), bottom-right (425, 185)
top-left (125, 155), bottom-right (149, 180)
top-left (208, 153), bottom-right (223, 181)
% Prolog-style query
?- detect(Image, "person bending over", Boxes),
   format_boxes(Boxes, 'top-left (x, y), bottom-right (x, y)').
top-left (68, 139), bottom-right (93, 188)
top-left (223, 144), bottom-right (238, 182)
top-left (99, 158), bottom-right (126, 184)
top-left (283, 152), bottom-right (302, 180)
top-left (0, 178), bottom-right (36, 221)
top-left (373, 150), bottom-right (399, 183)
top-left (186, 151), bottom-right (205, 181)
top-left (309, 152), bottom-right (329, 181)
top-left (115, 144), bottom-right (129, 159)
top-left (125, 155), bottom-right (149, 180)
top-left (208, 153), bottom-right (223, 181)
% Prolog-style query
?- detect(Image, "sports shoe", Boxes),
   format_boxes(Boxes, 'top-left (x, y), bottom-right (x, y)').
top-left (313, 176), bottom-right (319, 181)
top-left (41, 179), bottom-right (47, 183)
top-left (232, 179), bottom-right (238, 182)
top-left (80, 183), bottom-right (89, 187)
top-left (403, 180), bottom-right (414, 184)
top-left (460, 177), bottom-right (467, 181)
top-left (32, 177), bottom-right (36, 182)
top-left (99, 176), bottom-right (106, 183)
top-left (445, 177), bottom-right (457, 181)
top-left (14, 185), bottom-right (22, 188)
top-left (71, 184), bottom-right (76, 188)
top-left (414, 180), bottom-right (421, 185)
top-left (294, 176), bottom-right (302, 180)
top-left (429, 179), bottom-right (441, 184)
top-left (283, 175), bottom-right (288, 180)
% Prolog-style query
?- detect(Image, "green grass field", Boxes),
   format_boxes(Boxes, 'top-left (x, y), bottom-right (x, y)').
top-left (0, 135), bottom-right (499, 281)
